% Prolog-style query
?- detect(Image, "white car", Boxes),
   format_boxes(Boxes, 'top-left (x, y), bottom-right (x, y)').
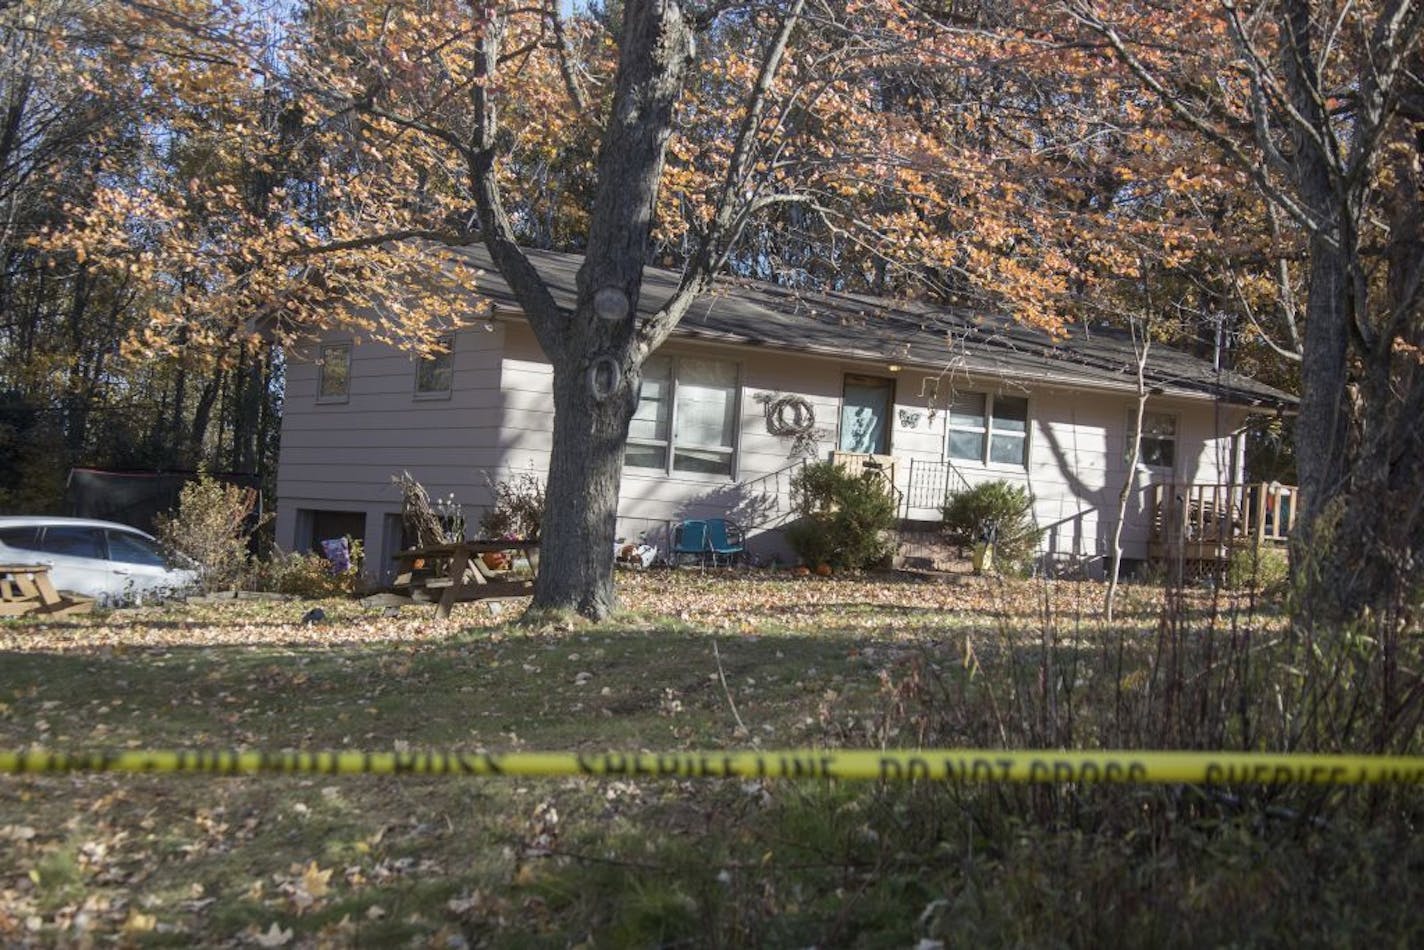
top-left (0, 516), bottom-right (199, 605)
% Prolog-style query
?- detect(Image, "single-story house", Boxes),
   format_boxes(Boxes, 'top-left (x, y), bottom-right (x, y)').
top-left (274, 246), bottom-right (1294, 578)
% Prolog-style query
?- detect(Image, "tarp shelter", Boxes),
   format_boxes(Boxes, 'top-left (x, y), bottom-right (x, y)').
top-left (65, 469), bottom-right (261, 534)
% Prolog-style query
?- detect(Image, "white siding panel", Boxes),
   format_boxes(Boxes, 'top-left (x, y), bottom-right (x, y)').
top-left (276, 323), bottom-right (509, 560)
top-left (279, 315), bottom-right (1251, 573)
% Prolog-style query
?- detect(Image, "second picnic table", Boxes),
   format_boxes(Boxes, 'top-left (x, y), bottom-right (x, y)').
top-left (391, 540), bottom-right (539, 619)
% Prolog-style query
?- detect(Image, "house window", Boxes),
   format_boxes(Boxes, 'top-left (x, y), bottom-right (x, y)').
top-left (839, 375), bottom-right (894, 454)
top-left (317, 343), bottom-right (351, 402)
top-left (415, 334), bottom-right (454, 397)
top-left (627, 355), bottom-right (739, 477)
top-left (301, 509), bottom-right (367, 555)
top-left (1130, 410), bottom-right (1177, 469)
top-left (947, 392), bottom-right (1029, 466)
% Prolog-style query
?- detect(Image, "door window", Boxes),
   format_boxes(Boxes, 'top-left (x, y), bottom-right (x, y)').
top-left (840, 375), bottom-right (894, 455)
top-left (39, 527), bottom-right (104, 559)
top-left (0, 527), bottom-right (40, 551)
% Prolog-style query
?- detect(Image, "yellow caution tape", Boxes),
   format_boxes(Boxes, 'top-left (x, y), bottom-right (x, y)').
top-left (1, 749), bottom-right (1422, 785)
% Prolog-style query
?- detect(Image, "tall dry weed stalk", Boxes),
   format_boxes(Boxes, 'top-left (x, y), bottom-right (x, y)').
top-left (867, 573), bottom-right (1422, 831)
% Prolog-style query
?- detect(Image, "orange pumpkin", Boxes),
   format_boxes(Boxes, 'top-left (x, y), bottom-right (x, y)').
top-left (815, 563), bottom-right (833, 576)
top-left (793, 565), bottom-right (811, 577)
top-left (482, 551), bottom-right (508, 571)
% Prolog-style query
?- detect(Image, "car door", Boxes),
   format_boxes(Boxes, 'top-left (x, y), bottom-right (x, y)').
top-left (35, 525), bottom-right (112, 598)
top-left (104, 529), bottom-right (181, 601)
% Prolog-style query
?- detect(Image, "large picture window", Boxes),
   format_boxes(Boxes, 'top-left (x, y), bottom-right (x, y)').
top-left (317, 343), bottom-right (351, 402)
top-left (627, 355), bottom-right (739, 477)
top-left (947, 392), bottom-right (1029, 467)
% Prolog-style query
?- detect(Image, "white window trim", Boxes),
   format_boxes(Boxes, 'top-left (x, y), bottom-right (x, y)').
top-left (1127, 408), bottom-right (1178, 473)
top-left (626, 354), bottom-right (741, 481)
top-left (945, 391), bottom-right (1030, 469)
top-left (413, 333), bottom-right (455, 400)
top-left (317, 341), bottom-right (352, 404)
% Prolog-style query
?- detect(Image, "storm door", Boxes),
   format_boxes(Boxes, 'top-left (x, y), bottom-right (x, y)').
top-left (839, 375), bottom-right (894, 455)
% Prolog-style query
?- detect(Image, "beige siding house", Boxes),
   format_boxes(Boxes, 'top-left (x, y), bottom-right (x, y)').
top-left (275, 247), bottom-right (1291, 579)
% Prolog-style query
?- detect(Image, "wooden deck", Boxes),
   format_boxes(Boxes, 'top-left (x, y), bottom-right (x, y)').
top-left (1148, 482), bottom-right (1297, 562)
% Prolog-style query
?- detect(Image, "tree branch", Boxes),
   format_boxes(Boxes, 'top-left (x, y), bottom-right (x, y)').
top-left (1063, 0), bottom-right (1330, 241)
top-left (637, 0), bottom-right (807, 357)
top-left (284, 228), bottom-right (479, 259)
top-left (467, 3), bottom-right (566, 356)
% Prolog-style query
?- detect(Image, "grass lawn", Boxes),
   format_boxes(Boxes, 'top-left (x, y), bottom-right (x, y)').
top-left (1, 571), bottom-right (1419, 947)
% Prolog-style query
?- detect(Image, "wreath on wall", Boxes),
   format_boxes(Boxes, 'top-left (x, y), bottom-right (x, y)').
top-left (756, 392), bottom-right (825, 459)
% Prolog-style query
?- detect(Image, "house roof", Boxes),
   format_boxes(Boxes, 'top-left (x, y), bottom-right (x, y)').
top-left (447, 245), bottom-right (1296, 410)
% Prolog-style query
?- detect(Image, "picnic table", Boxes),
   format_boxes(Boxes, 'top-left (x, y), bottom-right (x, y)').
top-left (0, 564), bottom-right (95, 617)
top-left (390, 540), bottom-right (538, 619)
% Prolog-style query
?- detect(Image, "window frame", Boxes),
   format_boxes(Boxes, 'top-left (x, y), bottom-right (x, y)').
top-left (413, 333), bottom-right (455, 399)
top-left (945, 391), bottom-right (1031, 469)
top-left (626, 353), bottom-right (741, 480)
top-left (1127, 408), bottom-right (1178, 472)
top-left (317, 341), bottom-right (352, 404)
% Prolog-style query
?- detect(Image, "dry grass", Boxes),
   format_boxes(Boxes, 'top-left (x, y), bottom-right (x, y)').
top-left (1, 571), bottom-right (1416, 947)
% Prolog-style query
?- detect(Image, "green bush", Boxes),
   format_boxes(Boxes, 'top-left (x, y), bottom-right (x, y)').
top-left (785, 461), bottom-right (897, 570)
top-left (154, 473), bottom-right (263, 591)
top-left (941, 480), bottom-right (1042, 573)
top-left (1225, 544), bottom-right (1289, 591)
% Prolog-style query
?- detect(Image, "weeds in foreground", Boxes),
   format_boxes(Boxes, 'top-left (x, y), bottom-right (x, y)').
top-left (1, 572), bottom-right (1420, 946)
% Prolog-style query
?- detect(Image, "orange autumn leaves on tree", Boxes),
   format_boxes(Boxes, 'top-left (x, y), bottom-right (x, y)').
top-left (30, 0), bottom-right (490, 363)
top-left (647, 1), bottom-right (1257, 335)
top-left (32, 0), bottom-right (1268, 357)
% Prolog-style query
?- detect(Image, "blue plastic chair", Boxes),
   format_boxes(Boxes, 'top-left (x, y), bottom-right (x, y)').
top-left (705, 518), bottom-right (745, 567)
top-left (671, 520), bottom-right (710, 567)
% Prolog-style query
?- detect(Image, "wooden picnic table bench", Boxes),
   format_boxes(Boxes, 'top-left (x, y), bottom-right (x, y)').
top-left (0, 564), bottom-right (95, 618)
top-left (390, 540), bottom-right (539, 619)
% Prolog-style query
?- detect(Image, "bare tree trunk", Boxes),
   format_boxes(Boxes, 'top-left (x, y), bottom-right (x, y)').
top-left (1106, 321), bottom-right (1149, 622)
top-left (187, 368), bottom-right (223, 468)
top-left (1279, 0), bottom-right (1365, 626)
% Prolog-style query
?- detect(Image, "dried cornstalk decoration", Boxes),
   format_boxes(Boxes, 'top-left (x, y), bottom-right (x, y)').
top-left (392, 471), bottom-right (447, 549)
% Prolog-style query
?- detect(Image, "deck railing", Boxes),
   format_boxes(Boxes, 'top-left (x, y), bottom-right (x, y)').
top-left (1149, 482), bottom-right (1298, 551)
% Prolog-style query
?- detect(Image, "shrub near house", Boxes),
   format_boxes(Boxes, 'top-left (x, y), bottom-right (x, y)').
top-left (942, 481), bottom-right (1043, 575)
top-left (785, 461), bottom-right (897, 570)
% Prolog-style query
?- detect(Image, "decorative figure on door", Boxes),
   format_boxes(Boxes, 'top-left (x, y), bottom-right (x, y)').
top-left (847, 406), bottom-right (878, 453)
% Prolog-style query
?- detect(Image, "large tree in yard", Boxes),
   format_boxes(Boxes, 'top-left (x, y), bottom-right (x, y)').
top-left (292, 0), bottom-right (1023, 619)
top-left (457, 0), bottom-right (805, 618)
top-left (1065, 0), bottom-right (1424, 629)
